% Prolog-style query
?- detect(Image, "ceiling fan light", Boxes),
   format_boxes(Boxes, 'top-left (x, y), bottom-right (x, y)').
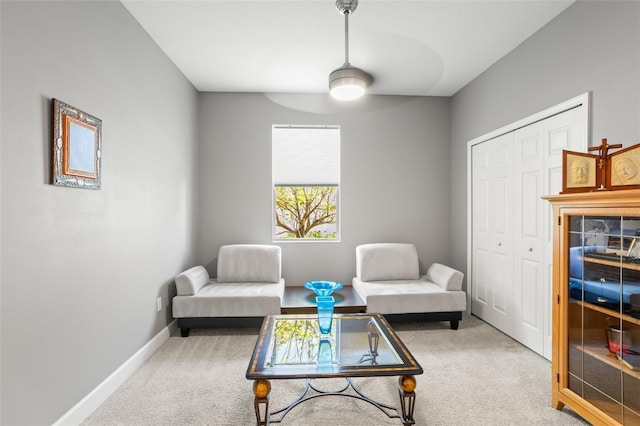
top-left (329, 65), bottom-right (372, 101)
top-left (330, 81), bottom-right (366, 101)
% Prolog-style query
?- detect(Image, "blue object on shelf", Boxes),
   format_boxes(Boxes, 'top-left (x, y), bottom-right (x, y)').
top-left (316, 296), bottom-right (334, 335)
top-left (304, 280), bottom-right (343, 297)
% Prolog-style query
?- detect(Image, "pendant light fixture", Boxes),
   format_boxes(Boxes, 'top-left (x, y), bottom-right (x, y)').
top-left (329, 0), bottom-right (372, 101)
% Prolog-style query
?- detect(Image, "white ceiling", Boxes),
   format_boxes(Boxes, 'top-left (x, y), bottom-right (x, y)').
top-left (121, 0), bottom-right (574, 97)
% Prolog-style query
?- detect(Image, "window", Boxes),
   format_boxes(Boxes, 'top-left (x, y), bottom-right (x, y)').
top-left (272, 125), bottom-right (340, 241)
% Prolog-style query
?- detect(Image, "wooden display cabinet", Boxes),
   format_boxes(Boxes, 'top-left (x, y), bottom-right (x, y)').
top-left (545, 190), bottom-right (640, 425)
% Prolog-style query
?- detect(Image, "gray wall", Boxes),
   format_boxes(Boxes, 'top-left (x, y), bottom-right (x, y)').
top-left (197, 94), bottom-right (452, 286)
top-left (0, 2), bottom-right (198, 424)
top-left (450, 1), bottom-right (640, 276)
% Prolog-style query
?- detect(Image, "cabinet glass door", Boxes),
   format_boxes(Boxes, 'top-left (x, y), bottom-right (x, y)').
top-left (567, 215), bottom-right (640, 424)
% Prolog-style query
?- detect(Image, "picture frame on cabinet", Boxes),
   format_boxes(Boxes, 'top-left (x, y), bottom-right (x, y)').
top-left (52, 98), bottom-right (102, 190)
top-left (561, 150), bottom-right (599, 193)
top-left (607, 143), bottom-right (640, 190)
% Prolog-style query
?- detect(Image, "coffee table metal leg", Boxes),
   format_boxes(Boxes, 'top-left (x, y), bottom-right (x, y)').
top-left (253, 379), bottom-right (271, 426)
top-left (398, 375), bottom-right (417, 426)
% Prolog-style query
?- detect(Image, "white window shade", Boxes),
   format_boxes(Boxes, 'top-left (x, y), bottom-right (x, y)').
top-left (273, 126), bottom-right (340, 185)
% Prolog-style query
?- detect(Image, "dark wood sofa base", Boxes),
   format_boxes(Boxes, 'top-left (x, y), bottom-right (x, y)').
top-left (382, 311), bottom-right (463, 330)
top-left (177, 317), bottom-right (265, 337)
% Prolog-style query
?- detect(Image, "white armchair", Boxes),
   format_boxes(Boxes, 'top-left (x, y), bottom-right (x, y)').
top-left (352, 243), bottom-right (466, 329)
top-left (172, 244), bottom-right (285, 336)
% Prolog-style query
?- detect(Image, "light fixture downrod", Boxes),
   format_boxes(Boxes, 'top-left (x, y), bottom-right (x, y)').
top-left (329, 0), bottom-right (372, 101)
top-left (343, 10), bottom-right (350, 65)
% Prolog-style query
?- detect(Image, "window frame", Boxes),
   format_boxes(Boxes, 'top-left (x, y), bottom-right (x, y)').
top-left (272, 125), bottom-right (341, 242)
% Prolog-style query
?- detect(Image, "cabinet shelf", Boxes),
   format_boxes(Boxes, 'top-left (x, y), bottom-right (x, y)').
top-left (582, 255), bottom-right (640, 272)
top-left (574, 337), bottom-right (640, 380)
top-left (575, 300), bottom-right (640, 326)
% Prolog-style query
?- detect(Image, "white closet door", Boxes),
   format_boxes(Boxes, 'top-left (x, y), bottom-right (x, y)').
top-left (470, 103), bottom-right (587, 360)
top-left (513, 122), bottom-right (545, 354)
top-left (541, 107), bottom-right (587, 359)
top-left (471, 132), bottom-right (514, 336)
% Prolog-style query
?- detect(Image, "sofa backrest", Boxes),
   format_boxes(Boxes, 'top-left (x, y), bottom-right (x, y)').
top-left (217, 244), bottom-right (282, 283)
top-left (175, 266), bottom-right (210, 296)
top-left (355, 243), bottom-right (420, 281)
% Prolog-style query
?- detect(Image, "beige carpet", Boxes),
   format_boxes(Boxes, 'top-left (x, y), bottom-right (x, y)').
top-left (82, 315), bottom-right (588, 425)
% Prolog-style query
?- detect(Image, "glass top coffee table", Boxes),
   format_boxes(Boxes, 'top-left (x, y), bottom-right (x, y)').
top-left (246, 313), bottom-right (423, 425)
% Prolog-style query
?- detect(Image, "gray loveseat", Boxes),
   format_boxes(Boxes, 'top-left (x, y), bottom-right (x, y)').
top-left (352, 243), bottom-right (466, 329)
top-left (172, 244), bottom-right (285, 336)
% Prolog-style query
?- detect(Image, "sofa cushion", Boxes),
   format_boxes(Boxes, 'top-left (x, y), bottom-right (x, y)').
top-left (217, 244), bottom-right (281, 283)
top-left (173, 279), bottom-right (285, 317)
top-left (356, 243), bottom-right (420, 281)
top-left (175, 266), bottom-right (210, 296)
top-left (352, 278), bottom-right (466, 314)
top-left (426, 263), bottom-right (464, 291)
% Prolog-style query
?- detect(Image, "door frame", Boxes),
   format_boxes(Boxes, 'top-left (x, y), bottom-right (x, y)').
top-left (466, 92), bottom-right (591, 316)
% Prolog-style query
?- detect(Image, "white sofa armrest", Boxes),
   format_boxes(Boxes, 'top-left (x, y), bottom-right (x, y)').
top-left (175, 266), bottom-right (211, 296)
top-left (426, 263), bottom-right (464, 291)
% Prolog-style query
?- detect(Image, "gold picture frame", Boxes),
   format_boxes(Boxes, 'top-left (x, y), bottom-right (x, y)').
top-left (561, 150), bottom-right (599, 193)
top-left (52, 99), bottom-right (102, 189)
top-left (607, 143), bottom-right (640, 190)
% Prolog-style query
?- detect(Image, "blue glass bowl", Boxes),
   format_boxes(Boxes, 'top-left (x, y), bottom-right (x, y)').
top-left (304, 281), bottom-right (343, 297)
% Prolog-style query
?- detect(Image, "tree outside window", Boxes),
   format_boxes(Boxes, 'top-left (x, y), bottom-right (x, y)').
top-left (274, 186), bottom-right (337, 239)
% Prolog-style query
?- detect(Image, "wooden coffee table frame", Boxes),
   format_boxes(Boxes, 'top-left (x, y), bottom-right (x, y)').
top-left (246, 313), bottom-right (423, 426)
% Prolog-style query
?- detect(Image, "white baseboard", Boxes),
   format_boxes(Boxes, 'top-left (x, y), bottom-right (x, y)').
top-left (53, 320), bottom-right (178, 426)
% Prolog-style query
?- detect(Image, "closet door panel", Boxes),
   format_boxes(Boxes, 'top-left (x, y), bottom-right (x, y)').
top-left (472, 148), bottom-right (491, 311)
top-left (521, 172), bottom-right (542, 238)
top-left (492, 251), bottom-right (509, 315)
top-left (471, 133), bottom-right (514, 335)
top-left (491, 170), bottom-right (513, 327)
top-left (541, 107), bottom-right (588, 359)
top-left (520, 258), bottom-right (541, 328)
top-left (514, 122), bottom-right (544, 354)
top-left (473, 248), bottom-right (490, 305)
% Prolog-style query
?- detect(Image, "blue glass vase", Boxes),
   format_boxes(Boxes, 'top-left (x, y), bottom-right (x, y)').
top-left (318, 339), bottom-right (333, 366)
top-left (316, 296), bottom-right (334, 335)
top-left (304, 281), bottom-right (343, 297)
